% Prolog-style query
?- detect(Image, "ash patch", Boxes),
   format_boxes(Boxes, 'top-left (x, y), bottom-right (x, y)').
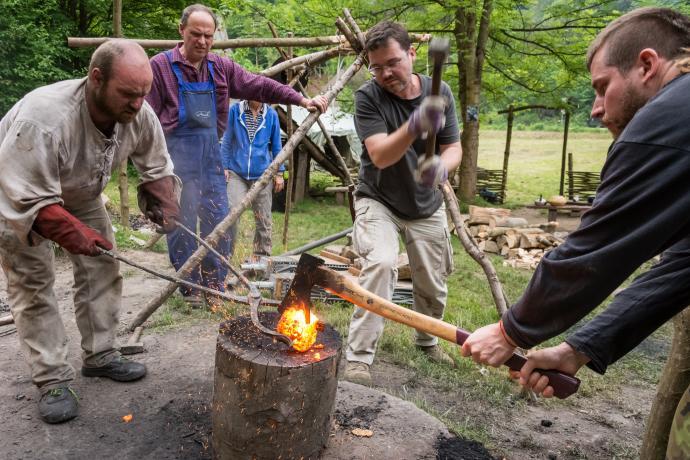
top-left (435, 434), bottom-right (495, 460)
top-left (0, 296), bottom-right (9, 313)
top-left (334, 395), bottom-right (389, 429)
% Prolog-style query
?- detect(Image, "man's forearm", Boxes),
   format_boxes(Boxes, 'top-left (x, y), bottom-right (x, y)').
top-left (439, 142), bottom-right (462, 172)
top-left (364, 125), bottom-right (416, 169)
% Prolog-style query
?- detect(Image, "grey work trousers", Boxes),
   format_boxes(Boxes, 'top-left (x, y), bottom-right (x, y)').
top-left (0, 199), bottom-right (122, 393)
top-left (346, 197), bottom-right (454, 365)
top-left (226, 171), bottom-right (273, 257)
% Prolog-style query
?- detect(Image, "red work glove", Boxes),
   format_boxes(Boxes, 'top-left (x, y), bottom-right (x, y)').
top-left (33, 204), bottom-right (113, 256)
top-left (139, 176), bottom-right (180, 233)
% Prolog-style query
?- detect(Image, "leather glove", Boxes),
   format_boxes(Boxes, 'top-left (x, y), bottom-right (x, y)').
top-left (139, 176), bottom-right (180, 233)
top-left (415, 155), bottom-right (448, 188)
top-left (33, 204), bottom-right (113, 256)
top-left (407, 95), bottom-right (446, 139)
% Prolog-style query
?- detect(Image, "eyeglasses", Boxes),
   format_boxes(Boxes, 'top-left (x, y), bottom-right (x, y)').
top-left (368, 57), bottom-right (404, 76)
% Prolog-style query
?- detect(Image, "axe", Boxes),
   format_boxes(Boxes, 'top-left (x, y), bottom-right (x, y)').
top-left (279, 253), bottom-right (580, 399)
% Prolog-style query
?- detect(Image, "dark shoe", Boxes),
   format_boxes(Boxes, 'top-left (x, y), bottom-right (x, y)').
top-left (344, 361), bottom-right (372, 386)
top-left (38, 386), bottom-right (78, 424)
top-left (82, 356), bottom-right (147, 382)
top-left (418, 344), bottom-right (457, 367)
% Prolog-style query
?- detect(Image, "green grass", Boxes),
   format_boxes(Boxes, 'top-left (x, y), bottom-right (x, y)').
top-left (477, 129), bottom-right (613, 206)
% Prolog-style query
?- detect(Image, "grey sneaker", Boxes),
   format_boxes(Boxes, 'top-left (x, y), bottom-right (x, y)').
top-left (38, 386), bottom-right (78, 424)
top-left (418, 344), bottom-right (456, 367)
top-left (344, 361), bottom-right (372, 386)
top-left (82, 356), bottom-right (147, 382)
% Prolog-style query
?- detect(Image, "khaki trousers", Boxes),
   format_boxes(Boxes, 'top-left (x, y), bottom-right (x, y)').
top-left (226, 171), bottom-right (273, 257)
top-left (0, 199), bottom-right (122, 392)
top-left (346, 197), bottom-right (454, 365)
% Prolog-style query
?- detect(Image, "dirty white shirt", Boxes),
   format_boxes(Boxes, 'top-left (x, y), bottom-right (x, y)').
top-left (0, 77), bottom-right (175, 244)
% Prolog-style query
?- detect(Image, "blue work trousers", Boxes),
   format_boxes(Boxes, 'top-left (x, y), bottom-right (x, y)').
top-left (165, 131), bottom-right (230, 295)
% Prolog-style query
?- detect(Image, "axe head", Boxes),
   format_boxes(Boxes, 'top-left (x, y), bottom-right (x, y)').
top-left (278, 253), bottom-right (325, 323)
top-left (428, 37), bottom-right (450, 65)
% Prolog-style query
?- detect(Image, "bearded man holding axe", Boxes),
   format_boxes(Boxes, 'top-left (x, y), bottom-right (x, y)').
top-left (462, 8), bottom-right (690, 456)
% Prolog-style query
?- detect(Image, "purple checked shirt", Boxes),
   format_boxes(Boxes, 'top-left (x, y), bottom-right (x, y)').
top-left (146, 44), bottom-right (303, 138)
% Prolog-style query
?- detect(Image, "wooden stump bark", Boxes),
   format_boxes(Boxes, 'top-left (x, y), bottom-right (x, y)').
top-left (212, 311), bottom-right (342, 460)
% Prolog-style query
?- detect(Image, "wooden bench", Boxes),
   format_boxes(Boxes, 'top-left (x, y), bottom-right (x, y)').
top-left (526, 204), bottom-right (592, 222)
top-left (324, 186), bottom-right (349, 205)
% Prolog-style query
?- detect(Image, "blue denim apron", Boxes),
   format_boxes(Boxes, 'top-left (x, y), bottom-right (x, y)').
top-left (164, 51), bottom-right (230, 295)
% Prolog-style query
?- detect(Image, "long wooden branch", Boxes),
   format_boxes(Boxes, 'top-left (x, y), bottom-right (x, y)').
top-left (129, 51), bottom-right (367, 330)
top-left (260, 47), bottom-right (350, 77)
top-left (441, 182), bottom-right (508, 315)
top-left (67, 34), bottom-right (430, 50)
top-left (343, 9), bottom-right (367, 51)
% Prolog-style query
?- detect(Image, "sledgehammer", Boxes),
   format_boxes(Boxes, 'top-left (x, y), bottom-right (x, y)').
top-left (120, 326), bottom-right (144, 355)
top-left (280, 253), bottom-right (580, 399)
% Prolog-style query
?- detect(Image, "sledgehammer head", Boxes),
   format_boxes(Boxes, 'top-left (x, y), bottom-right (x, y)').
top-left (120, 326), bottom-right (144, 355)
top-left (278, 253), bottom-right (325, 324)
top-left (428, 37), bottom-right (450, 67)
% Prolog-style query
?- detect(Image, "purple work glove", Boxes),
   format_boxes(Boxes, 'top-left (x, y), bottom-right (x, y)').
top-left (407, 96), bottom-right (446, 139)
top-left (415, 156), bottom-right (448, 188)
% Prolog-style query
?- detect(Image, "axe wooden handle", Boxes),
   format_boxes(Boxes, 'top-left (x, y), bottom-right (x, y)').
top-left (320, 267), bottom-right (580, 399)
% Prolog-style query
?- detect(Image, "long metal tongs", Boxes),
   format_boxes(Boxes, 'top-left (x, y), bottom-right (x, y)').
top-left (98, 222), bottom-right (292, 347)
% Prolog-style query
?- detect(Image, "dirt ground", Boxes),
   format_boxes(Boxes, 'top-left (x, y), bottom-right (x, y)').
top-left (0, 210), bottom-right (658, 460)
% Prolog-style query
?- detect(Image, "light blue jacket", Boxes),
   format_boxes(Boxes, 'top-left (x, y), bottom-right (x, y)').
top-left (221, 101), bottom-right (284, 180)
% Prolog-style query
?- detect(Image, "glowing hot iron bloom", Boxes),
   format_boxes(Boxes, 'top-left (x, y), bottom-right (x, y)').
top-left (276, 304), bottom-right (319, 352)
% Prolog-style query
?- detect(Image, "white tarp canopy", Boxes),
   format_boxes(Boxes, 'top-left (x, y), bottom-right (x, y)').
top-left (279, 104), bottom-right (362, 164)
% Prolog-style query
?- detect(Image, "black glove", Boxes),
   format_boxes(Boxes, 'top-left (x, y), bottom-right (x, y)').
top-left (139, 177), bottom-right (180, 233)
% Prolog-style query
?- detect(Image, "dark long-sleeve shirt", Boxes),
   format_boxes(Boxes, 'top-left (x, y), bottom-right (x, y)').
top-left (146, 44), bottom-right (303, 138)
top-left (502, 72), bottom-right (690, 374)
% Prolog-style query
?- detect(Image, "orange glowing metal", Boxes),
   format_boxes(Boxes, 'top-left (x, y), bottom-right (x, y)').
top-left (276, 304), bottom-right (319, 352)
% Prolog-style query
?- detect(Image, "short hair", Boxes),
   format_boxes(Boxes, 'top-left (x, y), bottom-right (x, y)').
top-left (365, 21), bottom-right (411, 52)
top-left (587, 7), bottom-right (690, 73)
top-left (89, 39), bottom-right (141, 82)
top-left (180, 4), bottom-right (218, 29)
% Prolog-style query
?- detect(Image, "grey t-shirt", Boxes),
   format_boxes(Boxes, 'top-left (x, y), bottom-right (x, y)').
top-left (354, 74), bottom-right (460, 220)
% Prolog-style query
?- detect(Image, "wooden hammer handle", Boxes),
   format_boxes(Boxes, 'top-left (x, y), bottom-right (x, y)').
top-left (128, 326), bottom-right (143, 345)
top-left (325, 269), bottom-right (579, 399)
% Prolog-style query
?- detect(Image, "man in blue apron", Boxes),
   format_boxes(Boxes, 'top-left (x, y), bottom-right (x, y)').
top-left (147, 4), bottom-right (327, 306)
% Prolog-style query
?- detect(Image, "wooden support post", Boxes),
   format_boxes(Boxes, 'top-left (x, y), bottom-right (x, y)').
top-left (559, 110), bottom-right (570, 196)
top-left (640, 307), bottom-right (690, 459)
top-left (567, 152), bottom-right (574, 200)
top-left (500, 105), bottom-right (513, 204)
top-left (128, 48), bottom-right (368, 331)
top-left (282, 32), bottom-right (295, 249)
top-left (112, 0), bottom-right (130, 228)
top-left (294, 148), bottom-right (309, 202)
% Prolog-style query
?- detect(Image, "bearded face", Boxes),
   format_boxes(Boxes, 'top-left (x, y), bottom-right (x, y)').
top-left (601, 83), bottom-right (649, 139)
top-left (92, 79), bottom-right (141, 125)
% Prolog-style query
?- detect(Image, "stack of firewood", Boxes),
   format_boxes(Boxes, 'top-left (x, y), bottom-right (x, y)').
top-left (465, 206), bottom-right (562, 270)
